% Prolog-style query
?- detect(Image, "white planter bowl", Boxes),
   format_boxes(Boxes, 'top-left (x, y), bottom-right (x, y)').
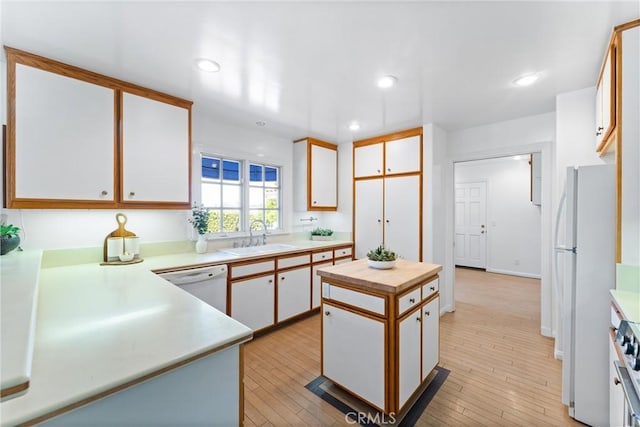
top-left (311, 235), bottom-right (333, 241)
top-left (367, 259), bottom-right (396, 269)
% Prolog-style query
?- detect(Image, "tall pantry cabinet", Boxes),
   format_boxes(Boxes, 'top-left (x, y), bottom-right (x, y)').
top-left (352, 128), bottom-right (423, 261)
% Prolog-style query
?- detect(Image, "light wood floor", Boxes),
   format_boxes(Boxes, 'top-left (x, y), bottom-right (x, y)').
top-left (242, 268), bottom-right (581, 426)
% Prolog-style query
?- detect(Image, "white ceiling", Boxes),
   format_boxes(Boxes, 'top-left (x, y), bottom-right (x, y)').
top-left (2, 1), bottom-right (638, 143)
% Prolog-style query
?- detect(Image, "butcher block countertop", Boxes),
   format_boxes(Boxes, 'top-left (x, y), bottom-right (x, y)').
top-left (317, 258), bottom-right (442, 294)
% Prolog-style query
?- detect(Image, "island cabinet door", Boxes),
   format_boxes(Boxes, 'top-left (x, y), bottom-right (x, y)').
top-left (230, 274), bottom-right (275, 331)
top-left (421, 296), bottom-right (439, 381)
top-left (398, 306), bottom-right (422, 409)
top-left (322, 303), bottom-right (386, 411)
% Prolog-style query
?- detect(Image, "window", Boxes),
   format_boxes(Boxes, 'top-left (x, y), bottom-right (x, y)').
top-left (249, 163), bottom-right (280, 231)
top-left (200, 155), bottom-right (281, 234)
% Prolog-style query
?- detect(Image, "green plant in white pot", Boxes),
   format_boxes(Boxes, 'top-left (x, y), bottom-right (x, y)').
top-left (0, 224), bottom-right (21, 255)
top-left (188, 205), bottom-right (210, 254)
top-left (366, 245), bottom-right (397, 269)
top-left (310, 227), bottom-right (334, 241)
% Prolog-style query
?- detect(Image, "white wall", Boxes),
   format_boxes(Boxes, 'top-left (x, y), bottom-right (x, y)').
top-left (430, 112), bottom-right (555, 337)
top-left (423, 123), bottom-right (454, 313)
top-left (455, 156), bottom-right (542, 278)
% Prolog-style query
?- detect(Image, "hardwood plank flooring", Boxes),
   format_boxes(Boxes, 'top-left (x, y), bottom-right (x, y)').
top-left (242, 268), bottom-right (580, 426)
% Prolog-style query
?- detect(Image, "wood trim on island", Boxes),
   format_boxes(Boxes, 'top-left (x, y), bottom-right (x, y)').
top-left (318, 258), bottom-right (441, 417)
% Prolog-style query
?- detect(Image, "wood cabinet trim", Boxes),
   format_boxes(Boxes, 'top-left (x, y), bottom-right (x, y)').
top-left (5, 47), bottom-right (192, 108)
top-left (353, 127), bottom-right (423, 147)
top-left (4, 46), bottom-right (192, 209)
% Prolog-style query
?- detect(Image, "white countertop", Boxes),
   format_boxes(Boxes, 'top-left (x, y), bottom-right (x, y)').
top-left (0, 250), bottom-right (42, 400)
top-left (0, 239), bottom-right (352, 425)
top-left (611, 289), bottom-right (640, 323)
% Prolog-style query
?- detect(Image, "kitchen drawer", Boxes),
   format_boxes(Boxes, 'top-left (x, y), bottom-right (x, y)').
top-left (277, 254), bottom-right (310, 269)
top-left (230, 260), bottom-right (275, 278)
top-left (422, 277), bottom-right (439, 301)
top-left (323, 284), bottom-right (385, 315)
top-left (397, 287), bottom-right (421, 316)
top-left (312, 250), bottom-right (333, 263)
top-left (334, 246), bottom-right (352, 259)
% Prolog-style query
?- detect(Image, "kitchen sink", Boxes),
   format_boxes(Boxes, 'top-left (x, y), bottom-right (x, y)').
top-left (220, 243), bottom-right (297, 256)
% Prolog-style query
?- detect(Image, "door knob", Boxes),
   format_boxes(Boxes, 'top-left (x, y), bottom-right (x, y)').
top-left (481, 230), bottom-right (485, 234)
top-left (481, 225), bottom-right (485, 228)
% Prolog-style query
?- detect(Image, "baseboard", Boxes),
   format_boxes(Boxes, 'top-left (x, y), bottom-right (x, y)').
top-left (541, 326), bottom-right (553, 337)
top-left (554, 349), bottom-right (563, 360)
top-left (485, 268), bottom-right (541, 280)
top-left (440, 304), bottom-right (453, 314)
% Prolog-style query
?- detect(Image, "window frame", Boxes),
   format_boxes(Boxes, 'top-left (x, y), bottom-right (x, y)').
top-left (199, 153), bottom-right (283, 237)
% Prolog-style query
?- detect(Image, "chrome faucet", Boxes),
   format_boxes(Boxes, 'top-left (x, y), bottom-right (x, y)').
top-left (249, 220), bottom-right (267, 246)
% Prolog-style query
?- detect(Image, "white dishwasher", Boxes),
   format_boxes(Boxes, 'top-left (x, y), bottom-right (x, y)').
top-left (159, 265), bottom-right (227, 313)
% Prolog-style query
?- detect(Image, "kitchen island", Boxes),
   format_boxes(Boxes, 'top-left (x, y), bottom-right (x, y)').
top-left (317, 258), bottom-right (442, 417)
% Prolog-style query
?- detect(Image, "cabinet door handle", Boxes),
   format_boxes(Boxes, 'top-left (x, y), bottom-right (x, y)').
top-left (129, 191), bottom-right (135, 197)
top-left (101, 190), bottom-right (108, 196)
top-left (409, 298), bottom-right (415, 303)
top-left (416, 317), bottom-right (421, 322)
top-left (385, 219), bottom-right (390, 223)
top-left (387, 168), bottom-right (391, 172)
top-left (614, 378), bottom-right (621, 385)
top-left (313, 201), bottom-right (317, 204)
top-left (377, 169), bottom-right (381, 173)
top-left (281, 277), bottom-right (285, 281)
top-left (377, 219), bottom-right (382, 223)
top-left (268, 279), bottom-right (273, 284)
top-left (325, 311), bottom-right (331, 316)
top-left (425, 311), bottom-right (430, 316)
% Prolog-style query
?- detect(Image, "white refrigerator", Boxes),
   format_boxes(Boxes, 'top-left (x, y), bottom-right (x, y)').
top-left (555, 164), bottom-right (615, 426)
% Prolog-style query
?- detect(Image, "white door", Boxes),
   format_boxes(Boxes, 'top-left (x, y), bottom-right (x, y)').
top-left (231, 274), bottom-right (275, 330)
top-left (322, 303), bottom-right (386, 411)
top-left (277, 266), bottom-right (311, 322)
top-left (454, 182), bottom-right (487, 268)
top-left (385, 135), bottom-right (421, 175)
top-left (310, 144), bottom-right (337, 208)
top-left (398, 307), bottom-right (421, 409)
top-left (353, 143), bottom-right (384, 178)
top-left (385, 175), bottom-right (420, 261)
top-left (421, 296), bottom-right (439, 380)
top-left (355, 179), bottom-right (384, 259)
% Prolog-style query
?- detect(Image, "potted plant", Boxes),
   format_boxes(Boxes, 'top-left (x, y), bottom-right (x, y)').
top-left (366, 245), bottom-right (397, 269)
top-left (188, 205), bottom-right (210, 254)
top-left (310, 227), bottom-right (334, 241)
top-left (1, 224), bottom-right (21, 255)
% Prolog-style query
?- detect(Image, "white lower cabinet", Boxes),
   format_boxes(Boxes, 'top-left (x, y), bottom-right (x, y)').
top-left (398, 296), bottom-right (439, 410)
top-left (322, 303), bottom-right (386, 410)
top-left (312, 262), bottom-right (332, 309)
top-left (422, 296), bottom-right (439, 380)
top-left (609, 334), bottom-right (626, 427)
top-left (277, 266), bottom-right (311, 322)
top-left (399, 307), bottom-right (422, 408)
top-left (231, 274), bottom-right (275, 331)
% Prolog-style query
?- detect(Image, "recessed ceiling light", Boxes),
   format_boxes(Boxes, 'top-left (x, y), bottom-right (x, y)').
top-left (195, 58), bottom-right (220, 73)
top-left (377, 75), bottom-right (398, 89)
top-left (513, 73), bottom-right (539, 87)
top-left (349, 121), bottom-right (361, 131)
top-left (256, 120), bottom-right (267, 127)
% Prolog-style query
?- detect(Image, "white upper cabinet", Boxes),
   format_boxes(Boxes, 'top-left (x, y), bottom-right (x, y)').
top-left (121, 93), bottom-right (190, 204)
top-left (14, 63), bottom-right (115, 202)
top-left (595, 45), bottom-right (615, 153)
top-left (385, 135), bottom-right (421, 175)
top-left (293, 138), bottom-right (337, 211)
top-left (353, 143), bottom-right (383, 178)
top-left (5, 47), bottom-right (192, 209)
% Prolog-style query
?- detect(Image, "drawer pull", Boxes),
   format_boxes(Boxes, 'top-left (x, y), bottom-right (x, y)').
top-left (425, 311), bottom-right (430, 316)
top-left (409, 298), bottom-right (415, 304)
top-left (325, 311), bottom-right (331, 316)
top-left (430, 286), bottom-right (435, 291)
